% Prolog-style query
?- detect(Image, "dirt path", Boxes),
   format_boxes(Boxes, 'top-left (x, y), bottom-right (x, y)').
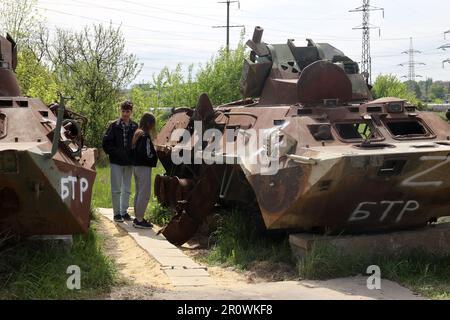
top-left (95, 215), bottom-right (254, 297)
top-left (95, 215), bottom-right (423, 300)
top-left (95, 215), bottom-right (170, 299)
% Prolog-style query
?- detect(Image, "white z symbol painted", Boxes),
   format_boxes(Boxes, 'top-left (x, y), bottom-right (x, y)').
top-left (401, 156), bottom-right (450, 188)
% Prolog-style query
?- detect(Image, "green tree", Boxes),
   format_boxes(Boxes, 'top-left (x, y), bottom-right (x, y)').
top-left (0, 0), bottom-right (47, 59)
top-left (0, 0), bottom-right (56, 103)
top-left (44, 24), bottom-right (142, 147)
top-left (128, 41), bottom-right (246, 130)
top-left (418, 78), bottom-right (433, 101)
top-left (372, 74), bottom-right (419, 105)
top-left (15, 49), bottom-right (58, 104)
top-left (129, 85), bottom-right (168, 131)
top-left (404, 80), bottom-right (422, 99)
top-left (429, 82), bottom-right (446, 102)
top-left (147, 64), bottom-right (198, 109)
top-left (196, 42), bottom-right (246, 105)
top-left (131, 40), bottom-right (246, 110)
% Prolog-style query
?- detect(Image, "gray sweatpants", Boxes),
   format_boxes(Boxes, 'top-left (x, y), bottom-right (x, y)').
top-left (110, 164), bottom-right (133, 216)
top-left (133, 166), bottom-right (152, 221)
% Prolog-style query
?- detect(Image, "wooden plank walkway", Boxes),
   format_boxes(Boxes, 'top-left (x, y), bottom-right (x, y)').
top-left (98, 208), bottom-right (213, 287)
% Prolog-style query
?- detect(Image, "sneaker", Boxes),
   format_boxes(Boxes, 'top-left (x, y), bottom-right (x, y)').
top-left (133, 219), bottom-right (153, 229)
top-left (114, 215), bottom-right (124, 223)
top-left (122, 213), bottom-right (133, 221)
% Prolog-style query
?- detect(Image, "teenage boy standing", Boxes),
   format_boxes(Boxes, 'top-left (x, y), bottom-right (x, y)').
top-left (102, 101), bottom-right (138, 222)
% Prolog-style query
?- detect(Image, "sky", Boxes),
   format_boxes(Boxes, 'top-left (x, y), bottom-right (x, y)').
top-left (36, 0), bottom-right (450, 85)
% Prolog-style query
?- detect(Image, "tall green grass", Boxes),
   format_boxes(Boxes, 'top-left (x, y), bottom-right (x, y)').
top-left (0, 223), bottom-right (117, 300)
top-left (206, 209), bottom-right (294, 269)
top-left (298, 242), bottom-right (450, 299)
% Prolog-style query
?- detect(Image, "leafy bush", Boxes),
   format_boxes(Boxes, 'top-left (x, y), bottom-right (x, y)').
top-left (15, 49), bottom-right (59, 104)
top-left (372, 74), bottom-right (419, 105)
top-left (129, 39), bottom-right (247, 115)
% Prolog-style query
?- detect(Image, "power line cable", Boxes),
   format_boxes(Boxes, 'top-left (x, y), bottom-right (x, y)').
top-left (212, 0), bottom-right (244, 50)
top-left (38, 6), bottom-right (222, 45)
top-left (70, 0), bottom-right (216, 28)
top-left (114, 0), bottom-right (224, 24)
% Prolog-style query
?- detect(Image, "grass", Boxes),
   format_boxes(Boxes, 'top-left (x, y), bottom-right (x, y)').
top-left (205, 209), bottom-right (294, 269)
top-left (93, 162), bottom-right (172, 226)
top-left (0, 218), bottom-right (117, 300)
top-left (298, 242), bottom-right (450, 300)
top-left (204, 208), bottom-right (450, 299)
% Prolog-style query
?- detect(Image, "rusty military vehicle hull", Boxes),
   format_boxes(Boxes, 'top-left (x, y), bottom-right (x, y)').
top-left (154, 27), bottom-right (450, 246)
top-left (0, 34), bottom-right (96, 237)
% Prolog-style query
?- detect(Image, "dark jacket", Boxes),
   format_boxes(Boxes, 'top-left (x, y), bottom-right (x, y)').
top-left (132, 133), bottom-right (158, 167)
top-left (102, 119), bottom-right (138, 166)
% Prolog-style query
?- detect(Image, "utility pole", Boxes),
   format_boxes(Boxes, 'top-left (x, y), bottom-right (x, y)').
top-left (212, 0), bottom-right (244, 51)
top-left (349, 0), bottom-right (384, 84)
top-left (399, 37), bottom-right (425, 82)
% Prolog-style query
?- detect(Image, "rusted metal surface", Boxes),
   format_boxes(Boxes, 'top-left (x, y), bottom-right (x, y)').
top-left (155, 26), bottom-right (450, 246)
top-left (156, 166), bottom-right (221, 246)
top-left (0, 35), bottom-right (20, 97)
top-left (0, 34), bottom-right (96, 237)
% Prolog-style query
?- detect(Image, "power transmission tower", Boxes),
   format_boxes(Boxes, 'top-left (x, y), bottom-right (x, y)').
top-left (438, 43), bottom-right (450, 50)
top-left (399, 37), bottom-right (425, 82)
top-left (349, 0), bottom-right (384, 84)
top-left (443, 58), bottom-right (450, 68)
top-left (439, 30), bottom-right (450, 68)
top-left (212, 0), bottom-right (244, 51)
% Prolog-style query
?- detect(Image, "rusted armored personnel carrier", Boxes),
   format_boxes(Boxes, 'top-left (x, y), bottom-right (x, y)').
top-left (0, 34), bottom-right (96, 237)
top-left (155, 27), bottom-right (450, 246)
